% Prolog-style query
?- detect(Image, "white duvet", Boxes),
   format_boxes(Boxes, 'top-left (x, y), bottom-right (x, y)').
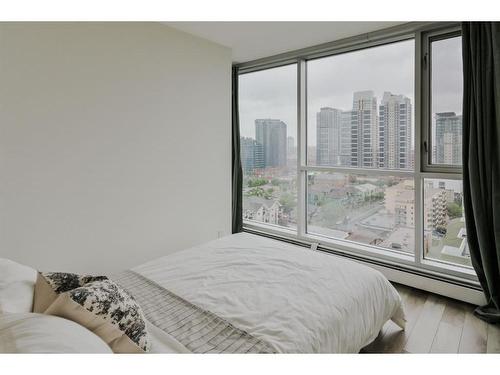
top-left (134, 233), bottom-right (405, 353)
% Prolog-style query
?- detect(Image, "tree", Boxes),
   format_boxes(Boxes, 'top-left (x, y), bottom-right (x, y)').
top-left (271, 178), bottom-right (281, 186)
top-left (262, 188), bottom-right (274, 199)
top-left (246, 187), bottom-right (265, 197)
top-left (247, 178), bottom-right (268, 188)
top-left (279, 193), bottom-right (296, 214)
top-left (447, 202), bottom-right (462, 219)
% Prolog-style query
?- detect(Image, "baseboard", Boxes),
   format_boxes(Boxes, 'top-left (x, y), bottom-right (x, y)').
top-left (356, 260), bottom-right (486, 306)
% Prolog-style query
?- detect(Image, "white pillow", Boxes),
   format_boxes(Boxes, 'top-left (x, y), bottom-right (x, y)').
top-left (0, 313), bottom-right (113, 353)
top-left (0, 258), bottom-right (37, 313)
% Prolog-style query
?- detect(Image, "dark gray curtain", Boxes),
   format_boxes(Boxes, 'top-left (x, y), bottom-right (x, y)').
top-left (232, 66), bottom-right (243, 233)
top-left (462, 22), bottom-right (500, 323)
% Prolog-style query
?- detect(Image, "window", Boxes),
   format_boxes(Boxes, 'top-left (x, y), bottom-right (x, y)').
top-left (239, 64), bottom-right (297, 230)
top-left (307, 40), bottom-right (414, 170)
top-left (238, 23), bottom-right (474, 282)
top-left (307, 172), bottom-right (415, 254)
top-left (421, 29), bottom-right (468, 269)
top-left (430, 35), bottom-right (463, 167)
top-left (305, 39), bottom-right (416, 257)
top-left (423, 178), bottom-right (470, 267)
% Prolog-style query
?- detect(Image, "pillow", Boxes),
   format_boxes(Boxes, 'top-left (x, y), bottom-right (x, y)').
top-left (33, 272), bottom-right (108, 313)
top-left (0, 258), bottom-right (37, 313)
top-left (0, 313), bottom-right (113, 353)
top-left (35, 272), bottom-right (150, 353)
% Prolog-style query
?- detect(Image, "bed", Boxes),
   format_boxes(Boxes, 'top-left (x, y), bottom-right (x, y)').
top-left (114, 232), bottom-right (406, 353)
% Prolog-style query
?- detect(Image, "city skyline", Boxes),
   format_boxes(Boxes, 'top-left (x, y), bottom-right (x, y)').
top-left (244, 90), bottom-right (415, 170)
top-left (239, 38), bottom-right (462, 146)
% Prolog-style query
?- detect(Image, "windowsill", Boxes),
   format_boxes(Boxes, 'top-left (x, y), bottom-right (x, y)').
top-left (243, 220), bottom-right (298, 237)
top-left (243, 221), bottom-right (480, 289)
top-left (306, 230), bottom-right (415, 262)
top-left (420, 258), bottom-right (476, 277)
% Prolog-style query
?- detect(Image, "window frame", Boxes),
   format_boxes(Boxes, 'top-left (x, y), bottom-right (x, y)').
top-left (237, 21), bottom-right (476, 286)
top-left (420, 25), bottom-right (463, 173)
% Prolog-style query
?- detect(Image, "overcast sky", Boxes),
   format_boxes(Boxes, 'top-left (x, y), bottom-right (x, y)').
top-left (239, 37), bottom-right (462, 147)
top-left (431, 36), bottom-right (463, 119)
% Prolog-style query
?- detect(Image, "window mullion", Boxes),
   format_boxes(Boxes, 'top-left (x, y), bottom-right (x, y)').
top-left (300, 165), bottom-right (414, 177)
top-left (297, 59), bottom-right (307, 238)
top-left (414, 30), bottom-right (424, 266)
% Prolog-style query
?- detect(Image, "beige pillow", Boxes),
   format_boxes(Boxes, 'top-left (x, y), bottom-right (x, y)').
top-left (34, 272), bottom-right (150, 353)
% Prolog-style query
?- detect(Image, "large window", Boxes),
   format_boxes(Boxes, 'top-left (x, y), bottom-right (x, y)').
top-left (238, 23), bottom-right (473, 281)
top-left (305, 39), bottom-right (415, 257)
top-left (239, 64), bottom-right (297, 230)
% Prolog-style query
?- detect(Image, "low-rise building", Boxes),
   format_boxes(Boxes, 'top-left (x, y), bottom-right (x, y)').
top-left (385, 181), bottom-right (415, 227)
top-left (243, 197), bottom-right (284, 225)
top-left (424, 188), bottom-right (448, 231)
top-left (385, 180), bottom-right (448, 231)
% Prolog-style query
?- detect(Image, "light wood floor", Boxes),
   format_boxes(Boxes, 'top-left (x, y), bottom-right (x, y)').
top-left (361, 283), bottom-right (500, 353)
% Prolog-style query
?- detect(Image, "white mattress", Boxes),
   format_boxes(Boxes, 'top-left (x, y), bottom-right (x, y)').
top-left (136, 233), bottom-right (405, 353)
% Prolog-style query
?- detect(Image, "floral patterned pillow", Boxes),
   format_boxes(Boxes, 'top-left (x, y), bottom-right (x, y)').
top-left (33, 272), bottom-right (108, 313)
top-left (34, 272), bottom-right (150, 353)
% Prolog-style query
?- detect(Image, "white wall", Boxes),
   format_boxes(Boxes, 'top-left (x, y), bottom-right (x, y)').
top-left (0, 22), bottom-right (232, 274)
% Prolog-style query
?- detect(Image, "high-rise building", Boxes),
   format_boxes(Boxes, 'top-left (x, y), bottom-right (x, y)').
top-left (255, 119), bottom-right (287, 168)
top-left (378, 92), bottom-right (412, 169)
top-left (240, 137), bottom-right (264, 173)
top-left (340, 111), bottom-right (353, 166)
top-left (316, 107), bottom-right (342, 166)
top-left (435, 112), bottom-right (462, 165)
top-left (351, 91), bottom-right (378, 168)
